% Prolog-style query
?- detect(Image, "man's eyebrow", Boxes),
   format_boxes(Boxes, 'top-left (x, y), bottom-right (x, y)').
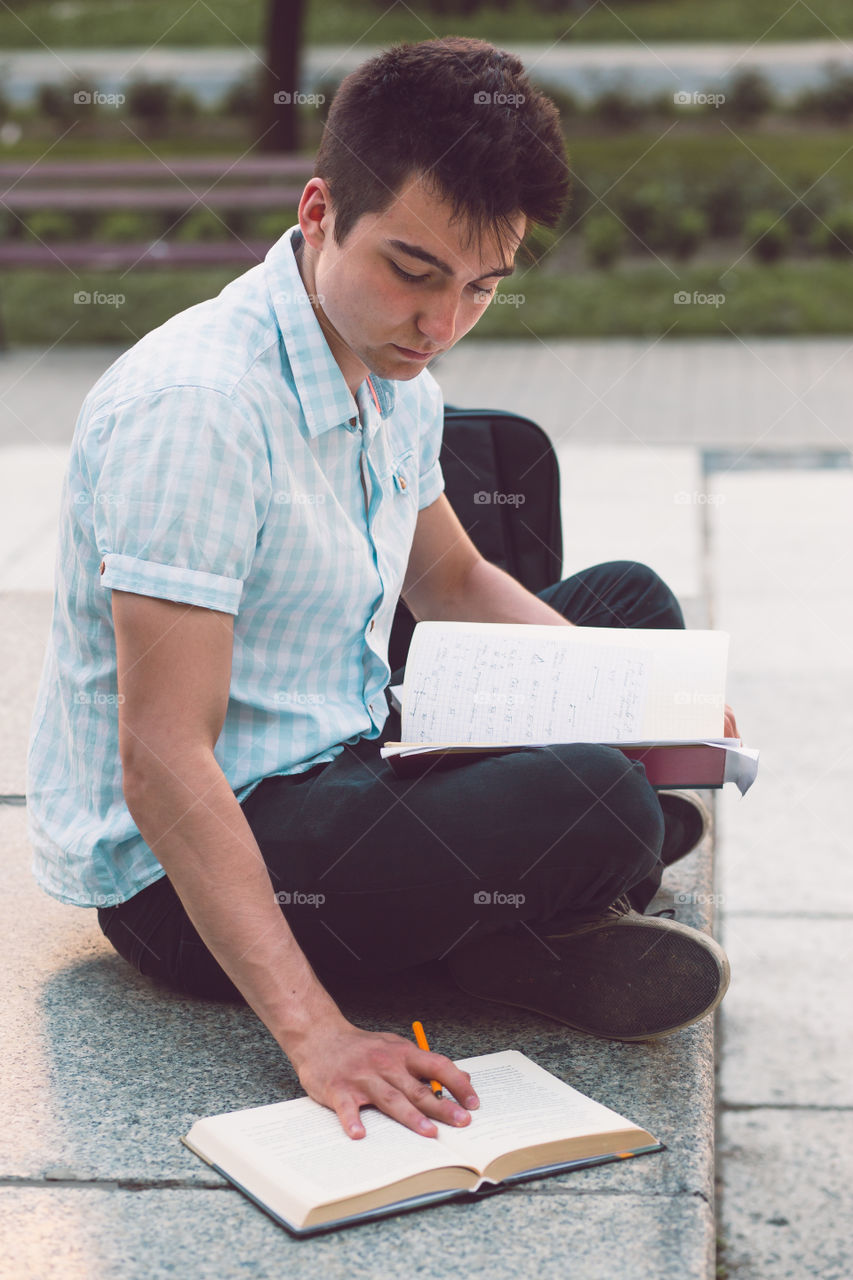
top-left (385, 238), bottom-right (515, 280)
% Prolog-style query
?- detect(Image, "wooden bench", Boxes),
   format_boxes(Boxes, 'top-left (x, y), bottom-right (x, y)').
top-left (0, 156), bottom-right (316, 269)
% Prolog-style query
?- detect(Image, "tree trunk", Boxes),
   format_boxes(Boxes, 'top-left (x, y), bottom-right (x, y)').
top-left (259, 0), bottom-right (306, 153)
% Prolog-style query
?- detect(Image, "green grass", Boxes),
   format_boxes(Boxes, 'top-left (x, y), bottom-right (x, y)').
top-left (0, 0), bottom-right (852, 50)
top-left (2, 260), bottom-right (851, 345)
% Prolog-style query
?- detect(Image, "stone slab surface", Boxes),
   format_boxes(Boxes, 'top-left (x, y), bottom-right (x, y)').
top-left (718, 1110), bottom-right (853, 1280)
top-left (718, 916), bottom-right (853, 1109)
top-left (0, 593), bottom-right (53, 795)
top-left (0, 1184), bottom-right (714, 1280)
top-left (2, 805), bottom-right (719, 1205)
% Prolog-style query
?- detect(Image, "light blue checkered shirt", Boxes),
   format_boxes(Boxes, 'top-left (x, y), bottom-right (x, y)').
top-left (26, 224), bottom-right (445, 907)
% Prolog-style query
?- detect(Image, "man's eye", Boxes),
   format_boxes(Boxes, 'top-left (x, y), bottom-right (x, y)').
top-left (472, 284), bottom-right (496, 299)
top-left (392, 262), bottom-right (427, 283)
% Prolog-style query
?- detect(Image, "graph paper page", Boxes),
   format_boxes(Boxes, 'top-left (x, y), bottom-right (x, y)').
top-left (400, 623), bottom-right (729, 745)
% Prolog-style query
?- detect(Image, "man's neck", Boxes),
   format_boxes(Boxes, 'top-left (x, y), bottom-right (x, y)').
top-left (293, 232), bottom-right (368, 399)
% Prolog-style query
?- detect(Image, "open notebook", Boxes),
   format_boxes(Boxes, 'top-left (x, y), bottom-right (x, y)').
top-left (381, 622), bottom-right (758, 793)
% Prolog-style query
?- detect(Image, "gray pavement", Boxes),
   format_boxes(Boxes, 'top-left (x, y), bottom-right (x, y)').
top-left (2, 337), bottom-right (852, 1276)
top-left (2, 40), bottom-right (852, 107)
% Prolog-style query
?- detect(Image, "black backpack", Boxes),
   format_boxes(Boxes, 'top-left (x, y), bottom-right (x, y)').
top-left (387, 405), bottom-right (563, 674)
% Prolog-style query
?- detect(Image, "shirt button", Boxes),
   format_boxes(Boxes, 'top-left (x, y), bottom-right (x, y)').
top-left (369, 619), bottom-right (375, 632)
top-left (398, 475), bottom-right (407, 490)
top-left (99, 560), bottom-right (105, 575)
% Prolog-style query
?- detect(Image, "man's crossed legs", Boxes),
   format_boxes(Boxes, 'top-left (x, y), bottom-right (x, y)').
top-left (98, 561), bottom-right (729, 1038)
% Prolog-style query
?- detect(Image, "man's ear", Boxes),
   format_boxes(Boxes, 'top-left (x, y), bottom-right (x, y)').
top-left (298, 178), bottom-right (334, 253)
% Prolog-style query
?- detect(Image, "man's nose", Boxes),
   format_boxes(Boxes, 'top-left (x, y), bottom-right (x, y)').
top-left (417, 294), bottom-right (459, 346)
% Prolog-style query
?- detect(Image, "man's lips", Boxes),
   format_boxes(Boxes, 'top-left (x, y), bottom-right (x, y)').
top-left (394, 344), bottom-right (438, 358)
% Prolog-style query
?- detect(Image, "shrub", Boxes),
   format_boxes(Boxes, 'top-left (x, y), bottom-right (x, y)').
top-left (594, 87), bottom-right (642, 128)
top-left (584, 214), bottom-right (625, 268)
top-left (669, 208), bottom-right (708, 260)
top-left (745, 210), bottom-right (792, 262)
top-left (617, 181), bottom-right (682, 251)
top-left (24, 210), bottom-right (77, 241)
top-left (174, 209), bottom-right (228, 242)
top-left (97, 211), bottom-right (162, 243)
top-left (125, 79), bottom-right (197, 123)
top-left (726, 69), bottom-right (775, 122)
top-left (809, 206), bottom-right (853, 256)
top-left (796, 67), bottom-right (853, 123)
top-left (221, 76), bottom-right (261, 118)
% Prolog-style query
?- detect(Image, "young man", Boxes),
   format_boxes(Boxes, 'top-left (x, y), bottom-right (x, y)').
top-left (27, 37), bottom-right (738, 1143)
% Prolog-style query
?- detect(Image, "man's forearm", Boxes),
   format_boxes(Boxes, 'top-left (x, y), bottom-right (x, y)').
top-left (442, 557), bottom-right (574, 626)
top-left (123, 753), bottom-right (342, 1049)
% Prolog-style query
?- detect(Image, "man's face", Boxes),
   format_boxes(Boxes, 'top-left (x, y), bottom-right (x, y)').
top-left (305, 175), bottom-right (526, 383)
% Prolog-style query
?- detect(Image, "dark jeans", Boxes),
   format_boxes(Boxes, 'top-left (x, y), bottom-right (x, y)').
top-left (97, 561), bottom-right (684, 1002)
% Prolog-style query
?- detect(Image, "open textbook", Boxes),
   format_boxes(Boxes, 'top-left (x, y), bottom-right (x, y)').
top-left (182, 1050), bottom-right (663, 1235)
top-left (381, 622), bottom-right (758, 794)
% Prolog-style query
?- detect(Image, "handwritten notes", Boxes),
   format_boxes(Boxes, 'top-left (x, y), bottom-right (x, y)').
top-left (401, 626), bottom-right (651, 744)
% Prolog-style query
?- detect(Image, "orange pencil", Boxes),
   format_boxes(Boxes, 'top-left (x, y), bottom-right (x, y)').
top-left (411, 1020), bottom-right (443, 1097)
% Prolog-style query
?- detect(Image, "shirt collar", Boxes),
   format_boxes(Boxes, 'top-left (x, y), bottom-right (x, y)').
top-left (264, 224), bottom-right (397, 437)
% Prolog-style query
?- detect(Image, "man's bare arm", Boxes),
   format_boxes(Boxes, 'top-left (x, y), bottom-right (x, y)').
top-left (402, 495), bottom-right (573, 626)
top-left (113, 590), bottom-right (478, 1138)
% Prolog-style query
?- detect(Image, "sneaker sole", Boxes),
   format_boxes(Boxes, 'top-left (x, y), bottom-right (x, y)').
top-left (447, 915), bottom-right (730, 1042)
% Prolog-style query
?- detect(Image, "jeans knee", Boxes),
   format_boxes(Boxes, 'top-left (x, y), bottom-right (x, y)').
top-left (581, 749), bottom-right (664, 882)
top-left (612, 559), bottom-right (685, 630)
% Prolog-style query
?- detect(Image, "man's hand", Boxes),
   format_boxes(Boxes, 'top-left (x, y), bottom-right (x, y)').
top-left (724, 704), bottom-right (740, 739)
top-left (285, 1015), bottom-right (480, 1140)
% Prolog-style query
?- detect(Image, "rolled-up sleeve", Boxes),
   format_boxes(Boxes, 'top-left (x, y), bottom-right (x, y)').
top-left (416, 373), bottom-right (446, 511)
top-left (89, 385), bottom-right (272, 615)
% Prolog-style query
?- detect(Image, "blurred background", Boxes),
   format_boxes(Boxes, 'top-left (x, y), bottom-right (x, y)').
top-left (1, 0), bottom-right (852, 344)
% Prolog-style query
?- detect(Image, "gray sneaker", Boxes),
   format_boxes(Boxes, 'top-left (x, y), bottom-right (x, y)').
top-left (446, 895), bottom-right (730, 1041)
top-left (658, 789), bottom-right (712, 865)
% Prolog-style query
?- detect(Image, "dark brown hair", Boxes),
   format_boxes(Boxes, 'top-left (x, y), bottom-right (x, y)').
top-left (312, 36), bottom-right (571, 262)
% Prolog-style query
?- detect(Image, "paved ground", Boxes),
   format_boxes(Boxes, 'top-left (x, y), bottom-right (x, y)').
top-left (2, 41), bottom-right (852, 106)
top-left (1, 336), bottom-right (852, 1276)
